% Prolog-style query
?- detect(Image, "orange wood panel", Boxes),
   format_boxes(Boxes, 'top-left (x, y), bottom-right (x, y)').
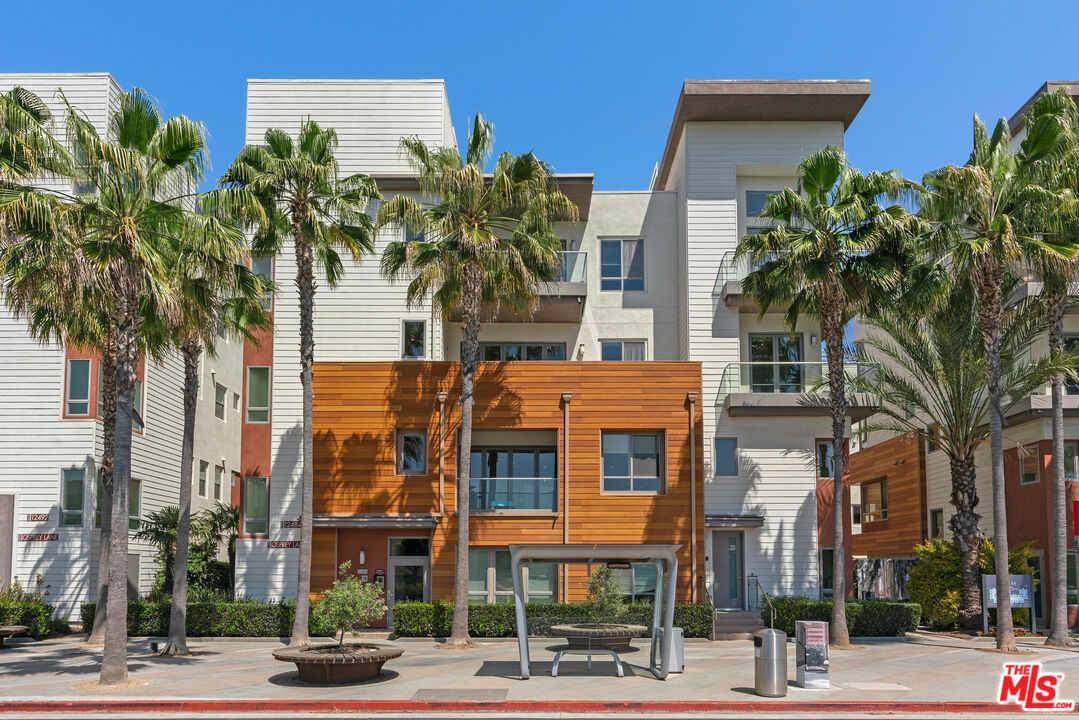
top-left (849, 433), bottom-right (926, 558)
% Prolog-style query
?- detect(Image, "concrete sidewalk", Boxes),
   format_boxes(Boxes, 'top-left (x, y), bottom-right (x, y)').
top-left (1, 631), bottom-right (1077, 708)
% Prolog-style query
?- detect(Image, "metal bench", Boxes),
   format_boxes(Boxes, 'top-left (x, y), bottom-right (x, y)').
top-left (0, 625), bottom-right (27, 648)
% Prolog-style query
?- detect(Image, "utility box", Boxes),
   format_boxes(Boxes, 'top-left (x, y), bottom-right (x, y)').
top-left (656, 626), bottom-right (684, 673)
top-left (753, 628), bottom-right (787, 697)
top-left (795, 620), bottom-right (829, 689)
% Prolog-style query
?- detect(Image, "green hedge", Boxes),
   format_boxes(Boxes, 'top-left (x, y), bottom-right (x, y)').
top-left (391, 601), bottom-right (714, 639)
top-left (81, 599), bottom-right (336, 637)
top-left (0, 601), bottom-right (56, 640)
top-left (765, 596), bottom-right (921, 637)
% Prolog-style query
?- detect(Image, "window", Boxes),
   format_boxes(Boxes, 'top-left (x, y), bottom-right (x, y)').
top-left (232, 392), bottom-right (240, 411)
top-left (861, 479), bottom-right (888, 523)
top-left (198, 461), bottom-right (208, 498)
top-left (600, 238), bottom-right (644, 291)
top-left (469, 446), bottom-right (557, 511)
top-left (132, 378), bottom-right (144, 432)
top-left (748, 334), bottom-right (803, 393)
top-left (251, 255), bottom-right (273, 311)
top-left (820, 548), bottom-right (834, 596)
top-left (246, 367), bottom-right (270, 423)
top-left (243, 477), bottom-right (268, 535)
top-left (66, 359), bottom-right (91, 415)
top-left (128, 478), bottom-right (141, 531)
top-left (214, 465), bottom-right (224, 501)
top-left (402, 321), bottom-right (426, 359)
top-left (600, 341), bottom-right (646, 361)
top-left (397, 431), bottom-right (426, 475)
top-left (714, 438), bottom-right (738, 476)
top-left (602, 432), bottom-right (662, 493)
top-left (1066, 442), bottom-right (1079, 482)
top-left (1067, 337), bottom-right (1079, 395)
top-left (405, 225), bottom-right (424, 243)
top-left (1021, 446), bottom-right (1040, 485)
top-left (926, 425), bottom-right (939, 453)
top-left (745, 190), bottom-right (780, 219)
top-left (97, 360), bottom-right (105, 417)
top-left (215, 384), bottom-right (226, 420)
top-left (472, 342), bottom-right (566, 362)
top-left (61, 468), bottom-right (84, 526)
top-left (1068, 549), bottom-right (1077, 605)
top-left (610, 563), bottom-right (658, 603)
top-left (816, 441), bottom-right (835, 479)
top-left (468, 548), bottom-right (555, 603)
top-left (930, 508), bottom-right (945, 539)
top-left (390, 538), bottom-right (430, 557)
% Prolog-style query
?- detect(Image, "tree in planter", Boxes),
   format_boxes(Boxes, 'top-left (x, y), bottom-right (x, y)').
top-left (736, 146), bottom-right (918, 646)
top-left (377, 113), bottom-right (577, 647)
top-left (850, 276), bottom-right (1065, 628)
top-left (221, 120), bottom-right (381, 646)
top-left (586, 565), bottom-right (627, 623)
top-left (313, 562), bottom-right (387, 651)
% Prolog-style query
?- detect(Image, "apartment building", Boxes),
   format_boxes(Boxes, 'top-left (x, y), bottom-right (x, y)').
top-left (0, 73), bottom-right (244, 619)
top-left (230, 78), bottom-right (875, 624)
top-left (848, 81), bottom-right (1079, 623)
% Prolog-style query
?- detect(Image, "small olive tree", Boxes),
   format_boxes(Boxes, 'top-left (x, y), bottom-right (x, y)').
top-left (587, 565), bottom-right (626, 623)
top-left (313, 562), bottom-right (387, 650)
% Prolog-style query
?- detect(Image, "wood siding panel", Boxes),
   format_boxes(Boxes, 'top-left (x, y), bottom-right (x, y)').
top-left (849, 432), bottom-right (926, 558)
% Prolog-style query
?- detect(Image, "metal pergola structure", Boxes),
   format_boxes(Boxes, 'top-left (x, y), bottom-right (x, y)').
top-left (508, 543), bottom-right (682, 680)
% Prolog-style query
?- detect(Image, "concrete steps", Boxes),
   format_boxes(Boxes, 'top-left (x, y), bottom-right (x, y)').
top-left (712, 610), bottom-right (765, 641)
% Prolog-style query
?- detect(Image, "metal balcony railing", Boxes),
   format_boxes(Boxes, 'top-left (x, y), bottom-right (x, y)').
top-left (469, 476), bottom-right (558, 512)
top-left (558, 251), bottom-right (587, 283)
top-left (717, 361), bottom-right (881, 396)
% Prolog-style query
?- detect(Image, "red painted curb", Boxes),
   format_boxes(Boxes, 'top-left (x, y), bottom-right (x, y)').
top-left (0, 699), bottom-right (1057, 714)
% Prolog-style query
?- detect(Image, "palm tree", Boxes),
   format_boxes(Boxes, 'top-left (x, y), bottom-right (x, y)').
top-left (921, 113), bottom-right (1076, 652)
top-left (220, 119), bottom-right (381, 646)
top-left (376, 113), bottom-right (577, 646)
top-left (736, 146), bottom-right (916, 646)
top-left (852, 277), bottom-right (1063, 628)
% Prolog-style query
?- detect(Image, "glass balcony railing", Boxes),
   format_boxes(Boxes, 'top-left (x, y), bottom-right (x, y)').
top-left (558, 251), bottom-right (587, 283)
top-left (712, 251), bottom-right (785, 295)
top-left (717, 361), bottom-right (880, 396)
top-left (469, 476), bottom-right (557, 512)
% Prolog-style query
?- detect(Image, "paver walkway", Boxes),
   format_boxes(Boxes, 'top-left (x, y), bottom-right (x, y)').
top-left (1, 631), bottom-right (1077, 706)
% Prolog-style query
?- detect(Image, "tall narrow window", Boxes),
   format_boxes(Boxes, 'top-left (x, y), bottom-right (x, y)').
top-left (397, 430), bottom-right (427, 475)
top-left (66, 359), bottom-right (91, 415)
top-left (214, 465), bottom-right (224, 501)
top-left (402, 321), bottom-right (426, 359)
top-left (198, 460), bottom-right (208, 498)
top-left (820, 548), bottom-right (834, 596)
top-left (128, 478), bottom-right (141, 530)
top-left (61, 468), bottom-right (84, 526)
top-left (600, 238), bottom-right (644, 291)
top-left (246, 367), bottom-right (270, 423)
top-left (1066, 442), bottom-right (1079, 482)
top-left (97, 360), bottom-right (105, 417)
top-left (132, 378), bottom-right (144, 432)
top-left (1020, 447), bottom-right (1040, 485)
top-left (930, 508), bottom-right (944, 539)
top-left (714, 438), bottom-right (738, 477)
top-left (215, 384), bottom-right (226, 420)
top-left (251, 255), bottom-right (274, 311)
top-left (243, 476), bottom-right (268, 535)
top-left (861, 479), bottom-right (887, 522)
top-left (816, 441), bottom-right (835, 479)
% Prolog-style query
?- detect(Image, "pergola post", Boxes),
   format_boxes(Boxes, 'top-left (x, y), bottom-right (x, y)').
top-left (511, 547), bottom-right (531, 679)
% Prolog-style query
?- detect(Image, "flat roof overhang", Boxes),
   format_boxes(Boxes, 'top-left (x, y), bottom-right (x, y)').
top-left (1008, 81), bottom-right (1079, 135)
top-left (705, 515), bottom-right (764, 528)
top-left (312, 514), bottom-right (439, 528)
top-left (654, 79), bottom-right (871, 189)
top-left (723, 392), bottom-right (880, 420)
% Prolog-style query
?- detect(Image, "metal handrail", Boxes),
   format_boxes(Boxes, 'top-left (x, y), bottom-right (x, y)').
top-left (748, 574), bottom-right (776, 629)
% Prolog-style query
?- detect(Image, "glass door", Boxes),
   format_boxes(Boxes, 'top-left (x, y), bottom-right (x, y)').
top-left (386, 537), bottom-right (431, 628)
top-left (748, 334), bottom-right (803, 393)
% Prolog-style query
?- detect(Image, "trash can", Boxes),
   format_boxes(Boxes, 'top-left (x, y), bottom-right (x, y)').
top-left (754, 628), bottom-right (787, 697)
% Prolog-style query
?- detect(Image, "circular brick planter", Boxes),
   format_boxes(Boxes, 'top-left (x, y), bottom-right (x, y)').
top-left (550, 623), bottom-right (647, 652)
top-left (272, 643), bottom-right (403, 684)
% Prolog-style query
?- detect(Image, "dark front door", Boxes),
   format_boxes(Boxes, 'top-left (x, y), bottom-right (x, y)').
top-left (713, 531), bottom-right (744, 610)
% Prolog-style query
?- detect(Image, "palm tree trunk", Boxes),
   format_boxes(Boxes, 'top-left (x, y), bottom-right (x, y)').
top-left (162, 338), bottom-right (200, 656)
top-left (822, 299), bottom-right (850, 646)
top-left (89, 330), bottom-right (117, 646)
top-left (975, 259), bottom-right (1016, 653)
top-left (1046, 288), bottom-right (1070, 647)
top-left (950, 452), bottom-right (982, 629)
top-left (100, 303), bottom-right (139, 685)
top-left (447, 263), bottom-right (481, 648)
top-left (290, 217), bottom-right (315, 647)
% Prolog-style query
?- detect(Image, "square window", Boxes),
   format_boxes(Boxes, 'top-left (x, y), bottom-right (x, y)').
top-left (1021, 447), bottom-right (1039, 485)
top-left (601, 342), bottom-right (623, 361)
top-left (403, 321), bottom-right (426, 359)
top-left (600, 238), bottom-right (645, 292)
top-left (397, 431), bottom-right (426, 474)
top-left (66, 359), bottom-right (91, 415)
top-left (215, 384), bottom-right (226, 420)
top-left (745, 190), bottom-right (779, 218)
top-left (243, 476), bottom-right (268, 535)
top-left (715, 438), bottom-right (737, 476)
top-left (602, 432), bottom-right (662, 492)
top-left (246, 367), bottom-right (270, 423)
top-left (61, 468), bottom-right (84, 526)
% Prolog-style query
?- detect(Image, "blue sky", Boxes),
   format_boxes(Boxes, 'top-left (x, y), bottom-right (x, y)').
top-left (5, 0), bottom-right (1076, 191)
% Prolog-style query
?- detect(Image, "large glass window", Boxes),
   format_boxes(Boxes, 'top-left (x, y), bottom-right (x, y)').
top-left (861, 479), bottom-right (887, 523)
top-left (610, 563), bottom-right (658, 603)
top-left (602, 433), bottom-right (662, 493)
top-left (714, 438), bottom-right (737, 477)
top-left (468, 548), bottom-right (555, 603)
top-left (61, 468), bottom-right (84, 526)
top-left (1021, 446), bottom-right (1040, 485)
top-left (473, 342), bottom-right (565, 361)
top-left (748, 334), bottom-right (803, 393)
top-left (600, 238), bottom-right (644, 291)
top-left (243, 476), bottom-right (268, 535)
top-left (246, 367), bottom-right (270, 423)
top-left (397, 431), bottom-right (427, 475)
top-left (251, 255), bottom-right (273, 311)
top-left (600, 341), bottom-right (646, 361)
top-left (403, 321), bottom-right (426, 359)
top-left (66, 359), bottom-right (91, 415)
top-left (469, 446), bottom-right (557, 511)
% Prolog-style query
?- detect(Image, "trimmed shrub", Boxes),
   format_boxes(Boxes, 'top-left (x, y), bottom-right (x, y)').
top-left (390, 601), bottom-right (714, 639)
top-left (767, 596), bottom-right (921, 637)
top-left (81, 598), bottom-right (334, 637)
top-left (0, 602), bottom-right (56, 640)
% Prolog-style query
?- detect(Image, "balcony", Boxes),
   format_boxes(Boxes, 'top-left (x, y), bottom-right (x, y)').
top-left (452, 251), bottom-right (587, 323)
top-left (469, 476), bottom-right (558, 512)
top-left (712, 251), bottom-right (785, 312)
top-left (717, 361), bottom-right (881, 419)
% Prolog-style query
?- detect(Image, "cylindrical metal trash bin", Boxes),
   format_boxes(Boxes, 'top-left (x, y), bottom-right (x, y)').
top-left (754, 629), bottom-right (788, 697)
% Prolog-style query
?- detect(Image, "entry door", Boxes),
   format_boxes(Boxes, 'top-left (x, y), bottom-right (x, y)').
top-left (386, 557), bottom-right (430, 628)
top-left (0, 495), bottom-right (13, 591)
top-left (713, 531), bottom-right (744, 610)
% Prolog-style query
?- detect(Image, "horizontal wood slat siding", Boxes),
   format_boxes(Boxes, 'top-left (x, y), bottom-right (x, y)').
top-left (850, 432), bottom-right (926, 558)
top-left (312, 361), bottom-right (704, 602)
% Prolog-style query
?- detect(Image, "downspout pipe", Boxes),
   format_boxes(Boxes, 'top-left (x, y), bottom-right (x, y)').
top-left (437, 391), bottom-right (447, 516)
top-left (687, 392), bottom-right (699, 604)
